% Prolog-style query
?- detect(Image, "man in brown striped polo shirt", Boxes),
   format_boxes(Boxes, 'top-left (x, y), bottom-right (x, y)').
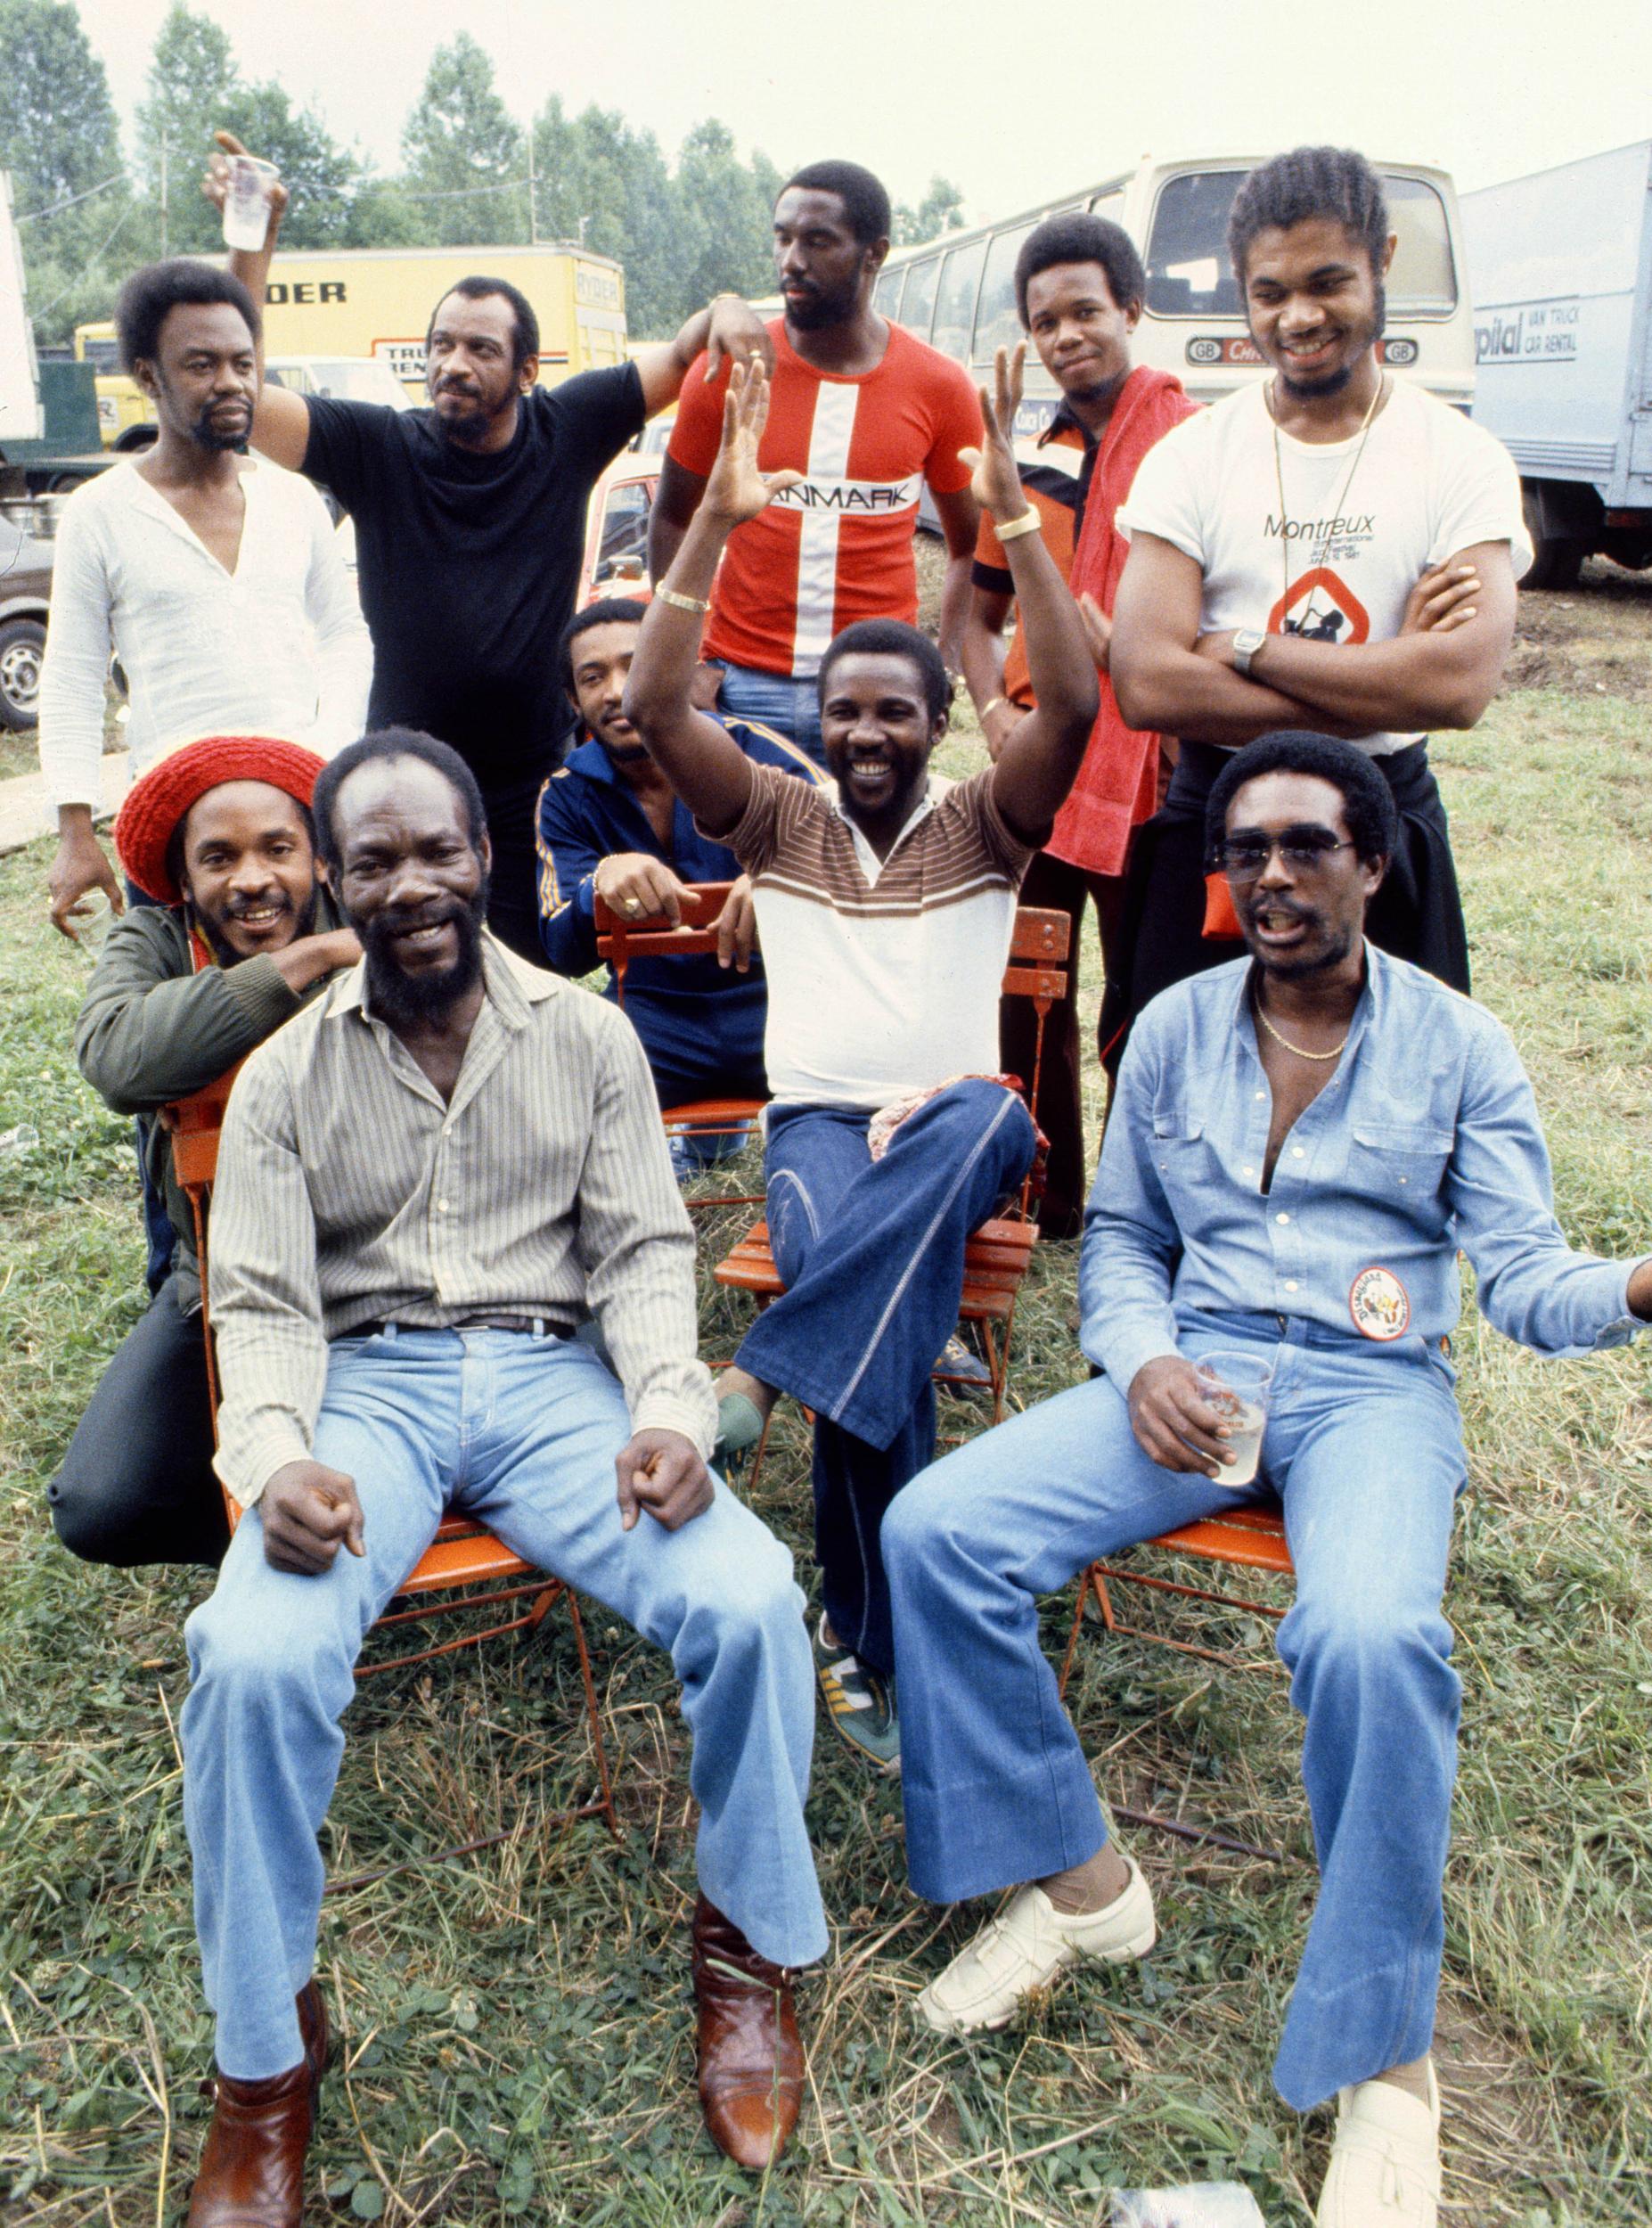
top-left (177, 731), bottom-right (826, 2220)
top-left (623, 354), bottom-right (1098, 1773)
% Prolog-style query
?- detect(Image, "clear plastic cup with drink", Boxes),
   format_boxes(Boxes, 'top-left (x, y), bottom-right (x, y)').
top-left (1194, 1350), bottom-right (1274, 1487)
top-left (222, 156), bottom-right (279, 252)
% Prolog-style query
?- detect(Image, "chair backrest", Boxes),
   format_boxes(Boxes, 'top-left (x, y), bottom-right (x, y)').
top-left (164, 1061), bottom-right (244, 1436)
top-left (1001, 907), bottom-right (1070, 1151)
top-left (593, 881), bottom-right (737, 1009)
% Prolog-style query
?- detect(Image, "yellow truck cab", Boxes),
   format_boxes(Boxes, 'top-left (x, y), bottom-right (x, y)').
top-left (73, 323), bottom-right (152, 450)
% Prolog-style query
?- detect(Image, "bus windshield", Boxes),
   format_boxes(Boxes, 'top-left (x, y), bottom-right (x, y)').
top-left (1144, 169), bottom-right (1458, 318)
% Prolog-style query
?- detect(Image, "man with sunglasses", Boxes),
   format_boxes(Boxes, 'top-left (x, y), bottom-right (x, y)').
top-left (883, 731), bottom-right (1652, 2228)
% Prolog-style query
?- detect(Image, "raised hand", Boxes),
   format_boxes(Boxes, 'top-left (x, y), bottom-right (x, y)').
top-left (202, 130), bottom-right (289, 236)
top-left (702, 363), bottom-right (805, 528)
top-left (958, 343), bottom-right (1028, 525)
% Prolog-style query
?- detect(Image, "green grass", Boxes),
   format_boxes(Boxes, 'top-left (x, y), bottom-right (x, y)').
top-left (2, 646), bottom-right (1650, 2224)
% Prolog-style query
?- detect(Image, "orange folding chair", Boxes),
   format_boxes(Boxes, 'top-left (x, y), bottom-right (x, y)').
top-left (709, 905), bottom-right (1071, 1475)
top-left (167, 1068), bottom-right (617, 1834)
top-left (1059, 1503), bottom-right (1296, 1686)
top-left (593, 879), bottom-right (766, 1208)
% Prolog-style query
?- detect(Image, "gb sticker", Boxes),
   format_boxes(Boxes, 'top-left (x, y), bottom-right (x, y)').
top-left (1349, 1266), bottom-right (1411, 1341)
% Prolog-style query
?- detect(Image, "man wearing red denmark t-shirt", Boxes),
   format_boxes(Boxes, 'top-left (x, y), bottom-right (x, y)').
top-left (650, 160), bottom-right (983, 767)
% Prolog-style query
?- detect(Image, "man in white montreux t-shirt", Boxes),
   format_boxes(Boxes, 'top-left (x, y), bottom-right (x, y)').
top-left (1105, 144), bottom-right (1529, 1069)
top-left (622, 354), bottom-right (1099, 1773)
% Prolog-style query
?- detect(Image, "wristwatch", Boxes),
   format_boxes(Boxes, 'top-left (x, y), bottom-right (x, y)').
top-left (1231, 627), bottom-right (1267, 677)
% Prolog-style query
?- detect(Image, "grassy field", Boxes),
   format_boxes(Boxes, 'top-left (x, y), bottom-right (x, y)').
top-left (2, 573), bottom-right (1649, 2225)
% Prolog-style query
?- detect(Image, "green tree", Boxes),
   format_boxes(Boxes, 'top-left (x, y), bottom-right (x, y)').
top-left (894, 176), bottom-right (967, 247)
top-left (134, 3), bottom-right (240, 256)
top-left (401, 32), bottom-right (526, 247)
top-left (0, 0), bottom-right (132, 342)
top-left (529, 99), bottom-right (682, 334)
top-left (674, 120), bottom-right (781, 319)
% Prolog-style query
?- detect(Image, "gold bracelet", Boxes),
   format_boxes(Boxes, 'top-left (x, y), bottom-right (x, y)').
top-left (657, 585), bottom-right (711, 615)
top-left (978, 695), bottom-right (1009, 721)
top-left (994, 509), bottom-right (1043, 543)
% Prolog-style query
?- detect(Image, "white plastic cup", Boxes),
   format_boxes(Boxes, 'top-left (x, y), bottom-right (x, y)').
top-left (222, 156), bottom-right (278, 252)
top-left (1194, 1350), bottom-right (1275, 1487)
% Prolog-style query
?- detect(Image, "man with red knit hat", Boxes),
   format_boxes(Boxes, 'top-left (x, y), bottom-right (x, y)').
top-left (961, 212), bottom-right (1196, 1232)
top-left (50, 735), bottom-right (357, 1569)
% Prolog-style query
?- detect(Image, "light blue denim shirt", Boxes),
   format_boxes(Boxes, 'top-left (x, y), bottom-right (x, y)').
top-left (1081, 943), bottom-right (1645, 1391)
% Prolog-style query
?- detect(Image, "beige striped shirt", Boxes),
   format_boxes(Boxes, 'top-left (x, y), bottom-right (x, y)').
top-left (726, 766), bottom-right (1033, 1109)
top-left (209, 935), bottom-right (716, 1506)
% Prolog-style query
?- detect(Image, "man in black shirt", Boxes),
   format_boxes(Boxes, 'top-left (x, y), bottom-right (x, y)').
top-left (205, 132), bottom-right (772, 957)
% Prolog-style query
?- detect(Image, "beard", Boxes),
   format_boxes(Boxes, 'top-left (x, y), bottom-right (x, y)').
top-left (195, 885), bottom-right (319, 967)
top-left (359, 881), bottom-right (488, 1028)
top-left (784, 273), bottom-right (861, 331)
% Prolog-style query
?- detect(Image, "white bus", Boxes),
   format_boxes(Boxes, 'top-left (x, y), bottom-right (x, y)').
top-left (872, 155), bottom-right (1474, 435)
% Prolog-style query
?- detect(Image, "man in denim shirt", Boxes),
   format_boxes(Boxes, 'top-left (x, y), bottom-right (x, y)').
top-left (885, 732), bottom-right (1652, 2228)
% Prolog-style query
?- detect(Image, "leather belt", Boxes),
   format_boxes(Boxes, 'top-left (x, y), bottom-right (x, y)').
top-left (348, 1314), bottom-right (575, 1340)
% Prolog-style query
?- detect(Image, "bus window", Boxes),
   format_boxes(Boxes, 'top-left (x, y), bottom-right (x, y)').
top-left (79, 337), bottom-right (120, 374)
top-left (1087, 188), bottom-right (1127, 227)
top-left (931, 236), bottom-right (988, 362)
top-left (1385, 177), bottom-right (1457, 314)
top-left (1144, 170), bottom-right (1245, 316)
top-left (900, 255), bottom-right (942, 341)
top-left (873, 265), bottom-right (904, 319)
top-left (973, 224), bottom-right (1035, 361)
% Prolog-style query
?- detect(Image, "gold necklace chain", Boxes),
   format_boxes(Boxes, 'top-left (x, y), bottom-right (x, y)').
top-left (1252, 988), bottom-right (1348, 1062)
top-left (1267, 370), bottom-right (1386, 634)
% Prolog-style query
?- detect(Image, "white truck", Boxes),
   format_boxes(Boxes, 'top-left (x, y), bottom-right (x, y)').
top-left (1461, 141), bottom-right (1652, 587)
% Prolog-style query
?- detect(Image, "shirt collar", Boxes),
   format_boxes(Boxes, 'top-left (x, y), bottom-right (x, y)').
top-left (1039, 397), bottom-right (1093, 450)
top-left (1231, 938), bottom-right (1382, 1066)
top-left (566, 734), bottom-right (623, 786)
top-left (830, 781), bottom-right (936, 880)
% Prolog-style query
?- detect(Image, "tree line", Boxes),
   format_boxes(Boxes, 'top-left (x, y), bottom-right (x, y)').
top-left (1, 0), bottom-right (967, 346)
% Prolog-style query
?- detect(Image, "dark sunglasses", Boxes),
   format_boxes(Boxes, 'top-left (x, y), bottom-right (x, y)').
top-left (1212, 826), bottom-right (1356, 881)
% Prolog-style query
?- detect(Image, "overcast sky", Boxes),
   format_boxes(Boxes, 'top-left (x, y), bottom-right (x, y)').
top-left (72, 0), bottom-right (1652, 222)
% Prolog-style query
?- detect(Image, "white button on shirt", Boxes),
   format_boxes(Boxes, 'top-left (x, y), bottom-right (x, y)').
top-left (37, 457), bottom-right (372, 809)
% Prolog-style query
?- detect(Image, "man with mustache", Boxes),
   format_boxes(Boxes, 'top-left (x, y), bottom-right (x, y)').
top-left (1106, 144), bottom-right (1529, 1073)
top-left (649, 159), bottom-right (984, 767)
top-left (51, 734), bottom-right (357, 1569)
top-left (207, 133), bottom-right (772, 962)
top-left (181, 728), bottom-right (825, 2224)
top-left (39, 260), bottom-right (370, 945)
top-left (883, 731), bottom-right (1652, 2228)
top-left (536, 596), bottom-right (822, 1154)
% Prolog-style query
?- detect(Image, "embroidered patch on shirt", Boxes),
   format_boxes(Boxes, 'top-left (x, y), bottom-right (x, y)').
top-left (1349, 1266), bottom-right (1411, 1340)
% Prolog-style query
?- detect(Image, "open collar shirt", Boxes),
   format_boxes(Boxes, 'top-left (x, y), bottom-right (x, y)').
top-left (1082, 941), bottom-right (1646, 1393)
top-left (208, 935), bottom-right (716, 1505)
top-left (37, 456), bottom-right (372, 810)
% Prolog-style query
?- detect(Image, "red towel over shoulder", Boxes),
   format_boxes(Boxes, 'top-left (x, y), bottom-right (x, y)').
top-left (1049, 365), bottom-right (1199, 878)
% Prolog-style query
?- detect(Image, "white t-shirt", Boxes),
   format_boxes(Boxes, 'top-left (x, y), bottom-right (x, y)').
top-left (1117, 378), bottom-right (1532, 757)
top-left (37, 456), bottom-right (373, 809)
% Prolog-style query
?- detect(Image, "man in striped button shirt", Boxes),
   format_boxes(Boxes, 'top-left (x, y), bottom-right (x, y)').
top-left (179, 731), bottom-right (825, 2223)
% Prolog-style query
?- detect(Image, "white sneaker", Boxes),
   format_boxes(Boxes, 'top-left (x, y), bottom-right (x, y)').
top-left (1316, 2061), bottom-right (1441, 2227)
top-left (916, 1855), bottom-right (1157, 2034)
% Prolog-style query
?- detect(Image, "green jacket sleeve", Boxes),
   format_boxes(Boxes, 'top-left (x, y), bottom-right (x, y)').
top-left (75, 909), bottom-right (307, 1116)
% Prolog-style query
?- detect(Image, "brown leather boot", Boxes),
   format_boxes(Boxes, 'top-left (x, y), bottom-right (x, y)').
top-left (188, 1982), bottom-right (329, 2228)
top-left (691, 1894), bottom-right (804, 2169)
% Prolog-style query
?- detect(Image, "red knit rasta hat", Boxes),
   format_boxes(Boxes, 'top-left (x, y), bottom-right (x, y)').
top-left (114, 734), bottom-right (326, 905)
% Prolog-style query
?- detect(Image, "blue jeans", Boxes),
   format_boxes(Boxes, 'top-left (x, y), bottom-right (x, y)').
top-left (714, 661), bottom-right (826, 771)
top-left (736, 1080), bottom-right (1035, 1678)
top-left (180, 1327), bottom-right (826, 2080)
top-left (883, 1308), bottom-right (1465, 2111)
